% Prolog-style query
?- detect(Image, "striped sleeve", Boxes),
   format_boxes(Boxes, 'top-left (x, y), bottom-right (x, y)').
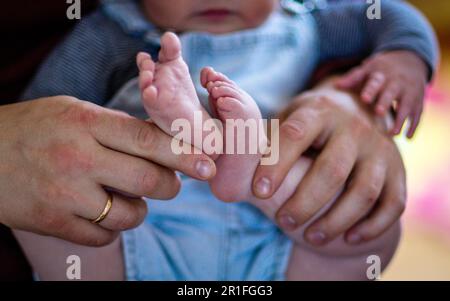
top-left (22, 10), bottom-right (149, 105)
top-left (313, 0), bottom-right (439, 80)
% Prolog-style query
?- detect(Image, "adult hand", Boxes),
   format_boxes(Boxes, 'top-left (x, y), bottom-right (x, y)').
top-left (252, 79), bottom-right (406, 246)
top-left (0, 96), bottom-right (215, 246)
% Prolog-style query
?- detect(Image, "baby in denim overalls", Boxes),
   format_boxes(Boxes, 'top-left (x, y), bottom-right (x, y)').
top-left (18, 0), bottom-right (438, 280)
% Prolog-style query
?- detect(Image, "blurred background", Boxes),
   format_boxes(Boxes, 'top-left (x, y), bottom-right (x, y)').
top-left (382, 0), bottom-right (450, 280)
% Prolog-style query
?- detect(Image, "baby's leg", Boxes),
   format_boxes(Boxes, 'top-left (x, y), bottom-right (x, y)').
top-left (13, 230), bottom-right (124, 280)
top-left (200, 69), bottom-right (269, 202)
top-left (201, 68), bottom-right (315, 224)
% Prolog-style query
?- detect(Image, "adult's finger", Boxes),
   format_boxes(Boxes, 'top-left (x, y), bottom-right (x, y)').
top-left (88, 109), bottom-right (216, 180)
top-left (72, 184), bottom-right (148, 232)
top-left (252, 106), bottom-right (324, 199)
top-left (345, 163), bottom-right (406, 244)
top-left (53, 215), bottom-right (119, 247)
top-left (97, 193), bottom-right (148, 232)
top-left (94, 145), bottom-right (181, 199)
top-left (275, 132), bottom-right (358, 231)
top-left (304, 156), bottom-right (386, 245)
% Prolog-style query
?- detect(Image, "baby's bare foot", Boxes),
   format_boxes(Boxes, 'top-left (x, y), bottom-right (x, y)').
top-left (137, 32), bottom-right (214, 153)
top-left (202, 68), bottom-right (314, 244)
top-left (201, 68), bottom-right (267, 202)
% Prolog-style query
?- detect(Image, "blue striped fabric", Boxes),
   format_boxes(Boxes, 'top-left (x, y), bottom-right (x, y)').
top-left (314, 0), bottom-right (439, 78)
top-left (22, 10), bottom-right (157, 105)
top-left (22, 0), bottom-right (438, 105)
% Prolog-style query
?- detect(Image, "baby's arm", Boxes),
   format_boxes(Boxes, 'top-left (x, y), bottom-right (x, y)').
top-left (22, 11), bottom-right (148, 103)
top-left (313, 0), bottom-right (439, 137)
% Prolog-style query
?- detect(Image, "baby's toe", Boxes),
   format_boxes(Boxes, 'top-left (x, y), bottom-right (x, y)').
top-left (142, 85), bottom-right (158, 105)
top-left (136, 52), bottom-right (151, 69)
top-left (139, 70), bottom-right (154, 91)
top-left (140, 58), bottom-right (155, 73)
top-left (159, 32), bottom-right (182, 62)
top-left (211, 85), bottom-right (241, 100)
top-left (216, 97), bottom-right (242, 114)
top-left (211, 70), bottom-right (233, 84)
top-left (202, 67), bottom-right (234, 85)
top-left (206, 80), bottom-right (238, 96)
top-left (201, 67), bottom-right (215, 88)
top-left (206, 80), bottom-right (235, 90)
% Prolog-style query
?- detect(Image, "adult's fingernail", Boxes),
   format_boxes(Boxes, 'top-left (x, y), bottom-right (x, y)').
top-left (307, 231), bottom-right (327, 245)
top-left (196, 160), bottom-right (213, 179)
top-left (278, 214), bottom-right (297, 231)
top-left (255, 177), bottom-right (271, 197)
top-left (347, 233), bottom-right (362, 244)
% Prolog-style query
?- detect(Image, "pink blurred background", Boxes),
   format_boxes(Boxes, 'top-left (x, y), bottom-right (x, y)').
top-left (383, 0), bottom-right (450, 280)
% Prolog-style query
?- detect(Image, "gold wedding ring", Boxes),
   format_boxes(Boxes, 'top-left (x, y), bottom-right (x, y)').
top-left (91, 191), bottom-right (113, 224)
